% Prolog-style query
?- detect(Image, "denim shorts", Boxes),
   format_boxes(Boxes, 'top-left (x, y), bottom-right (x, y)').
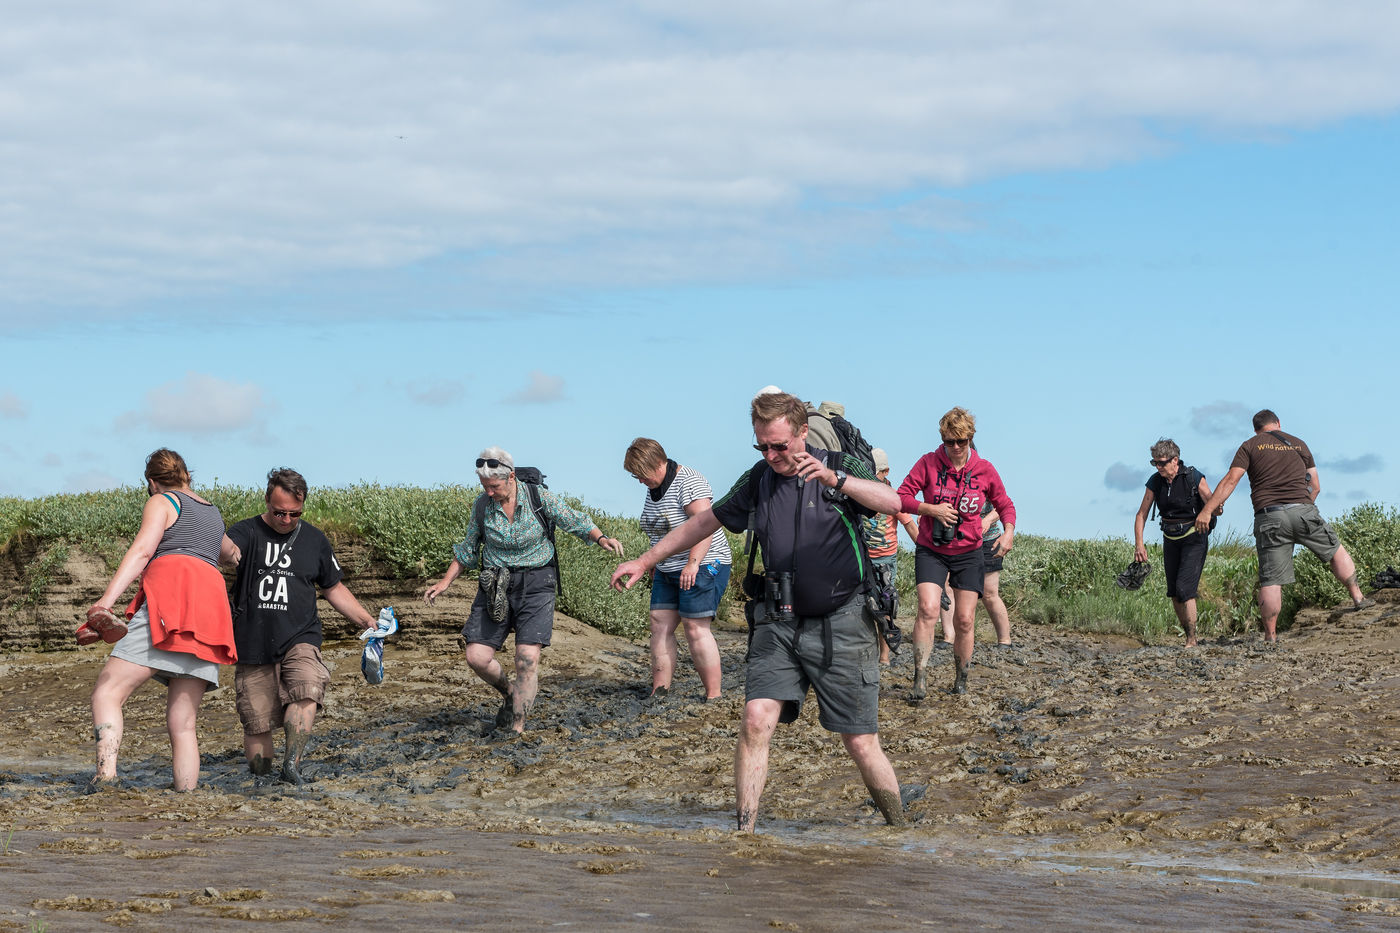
top-left (650, 562), bottom-right (731, 618)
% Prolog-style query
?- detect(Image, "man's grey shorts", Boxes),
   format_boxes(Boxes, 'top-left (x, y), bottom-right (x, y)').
top-left (1254, 502), bottom-right (1340, 587)
top-left (745, 594), bottom-right (881, 735)
top-left (462, 566), bottom-right (557, 649)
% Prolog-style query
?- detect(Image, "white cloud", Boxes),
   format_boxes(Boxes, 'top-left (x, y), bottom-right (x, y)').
top-left (405, 378), bottom-right (467, 407)
top-left (120, 372), bottom-right (272, 434)
top-left (504, 371), bottom-right (566, 405)
top-left (2, 2), bottom-right (1399, 319)
top-left (1103, 461), bottom-right (1142, 492)
top-left (0, 392), bottom-right (27, 418)
top-left (1321, 453), bottom-right (1384, 474)
top-left (1190, 400), bottom-right (1253, 438)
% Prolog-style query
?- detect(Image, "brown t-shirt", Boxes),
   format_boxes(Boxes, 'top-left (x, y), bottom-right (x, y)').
top-left (1230, 430), bottom-right (1315, 511)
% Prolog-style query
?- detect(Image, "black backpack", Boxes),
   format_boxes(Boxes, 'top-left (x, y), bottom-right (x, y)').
top-left (1148, 464), bottom-right (1215, 533)
top-left (473, 466), bottom-right (562, 595)
top-left (810, 409), bottom-right (878, 479)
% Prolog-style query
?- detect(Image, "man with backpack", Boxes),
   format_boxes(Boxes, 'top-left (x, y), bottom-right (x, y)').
top-left (424, 447), bottom-right (625, 734)
top-left (1131, 439), bottom-right (1217, 647)
top-left (611, 392), bottom-right (907, 832)
top-left (1195, 410), bottom-right (1374, 641)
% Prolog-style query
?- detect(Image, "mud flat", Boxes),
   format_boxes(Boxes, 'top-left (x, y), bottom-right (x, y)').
top-left (2, 587), bottom-right (1399, 930)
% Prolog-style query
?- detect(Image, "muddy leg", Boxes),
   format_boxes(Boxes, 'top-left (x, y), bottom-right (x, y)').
top-left (735, 699), bottom-right (781, 832)
top-left (950, 589), bottom-right (976, 694)
top-left (1173, 598), bottom-right (1198, 648)
top-left (511, 644), bottom-right (542, 733)
top-left (279, 699), bottom-right (316, 785)
top-left (842, 732), bottom-right (906, 827)
top-left (682, 617), bottom-right (724, 699)
top-left (90, 657), bottom-right (153, 785)
top-left (465, 642), bottom-right (514, 728)
top-left (911, 583), bottom-right (942, 700)
top-left (1258, 584), bottom-right (1282, 641)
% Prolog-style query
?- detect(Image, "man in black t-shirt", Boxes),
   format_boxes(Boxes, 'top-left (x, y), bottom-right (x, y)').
top-left (612, 392), bottom-right (907, 833)
top-left (227, 468), bottom-right (378, 784)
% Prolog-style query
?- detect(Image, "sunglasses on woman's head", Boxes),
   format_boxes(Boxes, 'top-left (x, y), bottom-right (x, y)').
top-left (476, 458), bottom-right (504, 468)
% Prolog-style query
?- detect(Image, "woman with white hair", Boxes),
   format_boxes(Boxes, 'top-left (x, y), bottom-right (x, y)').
top-left (424, 447), bottom-right (625, 734)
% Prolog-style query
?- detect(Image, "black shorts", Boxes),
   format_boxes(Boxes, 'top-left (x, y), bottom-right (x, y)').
top-left (914, 545), bottom-right (985, 596)
top-left (462, 566), bottom-right (557, 649)
top-left (1163, 531), bottom-right (1209, 603)
top-left (981, 537), bottom-right (1004, 574)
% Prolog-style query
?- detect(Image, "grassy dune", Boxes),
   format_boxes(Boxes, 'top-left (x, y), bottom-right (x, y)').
top-left (3, 488), bottom-right (1397, 643)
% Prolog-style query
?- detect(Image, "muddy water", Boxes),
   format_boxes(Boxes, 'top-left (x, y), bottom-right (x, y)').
top-left (3, 598), bottom-right (1400, 930)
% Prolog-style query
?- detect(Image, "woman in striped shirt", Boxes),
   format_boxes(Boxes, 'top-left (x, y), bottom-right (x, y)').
top-left (624, 438), bottom-right (733, 701)
top-left (82, 448), bottom-right (239, 791)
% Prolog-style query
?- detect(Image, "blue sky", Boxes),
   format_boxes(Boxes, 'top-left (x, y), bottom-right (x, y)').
top-left (3, 2), bottom-right (1398, 543)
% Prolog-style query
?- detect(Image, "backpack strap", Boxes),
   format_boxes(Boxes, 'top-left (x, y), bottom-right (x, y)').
top-left (522, 482), bottom-right (563, 597)
top-left (161, 491), bottom-right (181, 515)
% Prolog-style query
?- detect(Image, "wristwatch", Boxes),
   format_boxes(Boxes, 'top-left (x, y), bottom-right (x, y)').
top-left (833, 469), bottom-right (848, 491)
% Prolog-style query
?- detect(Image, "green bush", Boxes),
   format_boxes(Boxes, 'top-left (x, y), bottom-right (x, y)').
top-left (7, 487), bottom-right (1398, 645)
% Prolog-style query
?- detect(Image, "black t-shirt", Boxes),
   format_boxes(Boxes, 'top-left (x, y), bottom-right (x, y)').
top-left (226, 516), bottom-right (343, 665)
top-left (712, 446), bottom-right (874, 617)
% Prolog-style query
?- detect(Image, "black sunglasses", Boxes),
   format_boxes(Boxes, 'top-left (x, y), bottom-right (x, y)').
top-left (753, 441), bottom-right (793, 453)
top-left (1150, 457), bottom-right (1176, 467)
top-left (476, 458), bottom-right (506, 469)
top-left (272, 509), bottom-right (303, 519)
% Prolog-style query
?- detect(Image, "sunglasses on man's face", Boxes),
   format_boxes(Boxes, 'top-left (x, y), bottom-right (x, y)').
top-left (272, 509), bottom-right (303, 519)
top-left (476, 458), bottom-right (505, 469)
top-left (753, 441), bottom-right (794, 453)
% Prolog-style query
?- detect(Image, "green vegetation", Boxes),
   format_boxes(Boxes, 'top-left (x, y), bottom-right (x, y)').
top-left (4, 488), bottom-right (1398, 645)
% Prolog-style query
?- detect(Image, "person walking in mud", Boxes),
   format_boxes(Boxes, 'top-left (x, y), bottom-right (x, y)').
top-left (226, 468), bottom-right (380, 784)
top-left (83, 448), bottom-right (238, 792)
top-left (897, 408), bottom-right (1016, 697)
top-left (1195, 410), bottom-right (1373, 641)
top-left (1133, 439), bottom-right (1219, 648)
top-left (624, 437), bottom-right (732, 702)
top-left (865, 447), bottom-right (921, 665)
top-left (424, 448), bottom-right (625, 735)
top-left (611, 392), bottom-right (907, 832)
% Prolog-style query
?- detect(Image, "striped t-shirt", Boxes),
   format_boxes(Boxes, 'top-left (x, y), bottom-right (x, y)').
top-left (640, 464), bottom-right (733, 573)
top-left (152, 490), bottom-right (226, 568)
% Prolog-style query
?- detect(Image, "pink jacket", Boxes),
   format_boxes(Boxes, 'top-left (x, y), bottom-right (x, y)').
top-left (897, 446), bottom-right (1017, 554)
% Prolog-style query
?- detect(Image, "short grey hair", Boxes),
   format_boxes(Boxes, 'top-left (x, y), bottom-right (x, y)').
top-left (476, 446), bottom-right (515, 482)
top-left (1150, 438), bottom-right (1180, 462)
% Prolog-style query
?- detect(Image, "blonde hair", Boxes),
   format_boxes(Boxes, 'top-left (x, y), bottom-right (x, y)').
top-left (939, 407), bottom-right (976, 441)
top-left (623, 438), bottom-right (667, 476)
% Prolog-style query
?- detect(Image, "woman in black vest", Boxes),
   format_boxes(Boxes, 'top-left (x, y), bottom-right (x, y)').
top-left (1132, 438), bottom-right (1218, 647)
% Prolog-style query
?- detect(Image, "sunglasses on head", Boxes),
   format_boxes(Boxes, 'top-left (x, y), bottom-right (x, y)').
top-left (1150, 457), bottom-right (1176, 467)
top-left (272, 509), bottom-right (302, 519)
top-left (476, 458), bottom-right (506, 469)
top-left (753, 441), bottom-right (794, 453)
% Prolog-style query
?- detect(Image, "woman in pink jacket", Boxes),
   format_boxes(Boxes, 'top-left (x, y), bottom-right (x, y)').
top-left (897, 407), bottom-right (1016, 698)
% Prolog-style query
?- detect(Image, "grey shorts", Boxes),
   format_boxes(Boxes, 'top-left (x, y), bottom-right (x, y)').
top-left (462, 566), bottom-right (557, 649)
top-left (1254, 502), bottom-right (1340, 587)
top-left (745, 594), bottom-right (881, 735)
top-left (110, 604), bottom-right (220, 688)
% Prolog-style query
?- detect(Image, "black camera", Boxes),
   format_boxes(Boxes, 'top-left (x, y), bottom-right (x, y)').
top-left (763, 571), bottom-right (796, 623)
top-left (927, 512), bottom-right (962, 546)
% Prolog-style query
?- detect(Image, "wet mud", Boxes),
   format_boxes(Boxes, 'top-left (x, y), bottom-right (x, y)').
top-left (2, 586), bottom-right (1400, 930)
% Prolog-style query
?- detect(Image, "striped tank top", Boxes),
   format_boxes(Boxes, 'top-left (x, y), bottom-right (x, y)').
top-left (152, 490), bottom-right (226, 568)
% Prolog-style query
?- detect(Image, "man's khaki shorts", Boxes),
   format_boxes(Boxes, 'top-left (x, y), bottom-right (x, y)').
top-left (234, 642), bottom-right (331, 735)
top-left (1254, 502), bottom-right (1340, 587)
